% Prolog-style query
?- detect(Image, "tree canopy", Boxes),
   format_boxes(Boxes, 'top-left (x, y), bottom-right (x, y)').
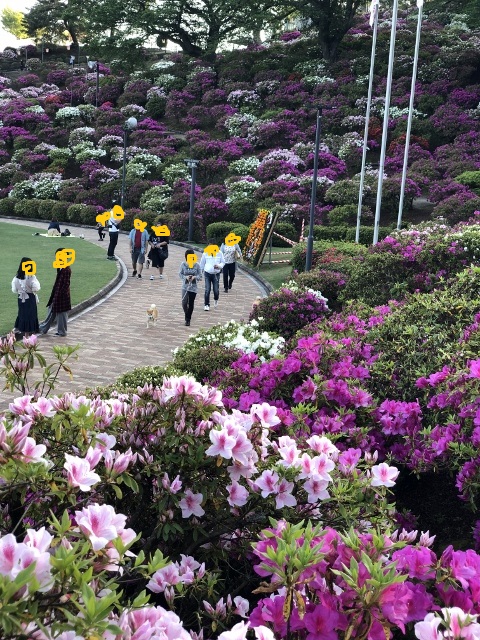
top-left (1, 7), bottom-right (28, 39)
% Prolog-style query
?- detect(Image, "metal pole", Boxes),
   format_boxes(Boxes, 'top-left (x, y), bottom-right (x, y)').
top-left (96, 61), bottom-right (99, 108)
top-left (121, 128), bottom-right (127, 209)
top-left (373, 0), bottom-right (399, 245)
top-left (355, 0), bottom-right (379, 243)
top-left (188, 164), bottom-right (197, 242)
top-left (397, 0), bottom-right (423, 230)
top-left (306, 106), bottom-right (322, 272)
top-left (41, 39), bottom-right (44, 63)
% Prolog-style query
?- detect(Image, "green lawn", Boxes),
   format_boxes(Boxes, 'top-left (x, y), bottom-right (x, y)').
top-left (0, 222), bottom-right (117, 335)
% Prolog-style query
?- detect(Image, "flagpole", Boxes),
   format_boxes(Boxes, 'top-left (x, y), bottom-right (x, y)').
top-left (372, 0), bottom-right (399, 245)
top-left (397, 0), bottom-right (423, 230)
top-left (355, 0), bottom-right (380, 243)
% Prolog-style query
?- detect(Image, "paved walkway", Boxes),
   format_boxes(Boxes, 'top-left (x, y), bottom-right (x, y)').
top-left (0, 219), bottom-right (264, 406)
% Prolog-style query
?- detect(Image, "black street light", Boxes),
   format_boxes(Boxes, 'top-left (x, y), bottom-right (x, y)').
top-left (184, 158), bottom-right (200, 242)
top-left (305, 105), bottom-right (326, 272)
top-left (120, 117), bottom-right (138, 209)
top-left (87, 59), bottom-right (100, 107)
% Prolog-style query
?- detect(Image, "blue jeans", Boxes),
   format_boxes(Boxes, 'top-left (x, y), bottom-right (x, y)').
top-left (204, 271), bottom-right (220, 306)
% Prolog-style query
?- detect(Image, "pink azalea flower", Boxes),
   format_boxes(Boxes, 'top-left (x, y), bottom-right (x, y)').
top-left (304, 604), bottom-right (340, 640)
top-left (234, 596), bottom-right (250, 618)
top-left (75, 503), bottom-right (128, 551)
top-left (250, 403), bottom-right (281, 428)
top-left (311, 453), bottom-right (335, 481)
top-left (254, 626), bottom-right (276, 640)
top-left (304, 475), bottom-right (330, 503)
top-left (22, 437), bottom-right (47, 464)
top-left (24, 527), bottom-right (53, 552)
top-left (469, 360), bottom-right (480, 378)
top-left (414, 613), bottom-right (443, 640)
top-left (227, 481), bottom-right (249, 507)
top-left (116, 606), bottom-right (190, 640)
top-left (275, 478), bottom-right (296, 509)
top-left (179, 490), bottom-right (205, 518)
top-left (147, 564), bottom-right (181, 593)
top-left (64, 454), bottom-right (101, 491)
top-left (8, 395), bottom-right (32, 415)
top-left (206, 428), bottom-right (237, 459)
top-left (371, 462), bottom-right (400, 488)
top-left (218, 621), bottom-right (249, 640)
top-left (255, 470), bottom-right (279, 497)
top-left (306, 435), bottom-right (339, 458)
top-left (30, 397), bottom-right (55, 417)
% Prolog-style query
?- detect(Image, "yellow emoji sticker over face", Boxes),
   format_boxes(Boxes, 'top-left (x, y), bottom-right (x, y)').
top-left (22, 260), bottom-right (36, 275)
top-left (96, 211), bottom-right (111, 226)
top-left (204, 244), bottom-right (219, 257)
top-left (151, 224), bottom-right (171, 236)
top-left (134, 218), bottom-right (148, 232)
top-left (112, 204), bottom-right (125, 220)
top-left (53, 249), bottom-right (75, 269)
top-left (186, 253), bottom-right (197, 268)
top-left (225, 232), bottom-right (241, 246)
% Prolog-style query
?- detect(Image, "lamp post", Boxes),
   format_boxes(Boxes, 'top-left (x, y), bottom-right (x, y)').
top-left (87, 59), bottom-right (100, 107)
top-left (120, 117), bottom-right (138, 209)
top-left (184, 158), bottom-right (200, 242)
top-left (305, 106), bottom-right (324, 272)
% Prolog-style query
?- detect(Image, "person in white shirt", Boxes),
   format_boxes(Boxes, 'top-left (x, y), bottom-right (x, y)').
top-left (12, 257), bottom-right (41, 337)
top-left (107, 213), bottom-right (120, 261)
top-left (219, 241), bottom-right (242, 293)
top-left (199, 246), bottom-right (225, 311)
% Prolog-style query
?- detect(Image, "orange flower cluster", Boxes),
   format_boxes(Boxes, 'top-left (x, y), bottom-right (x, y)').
top-left (243, 209), bottom-right (270, 265)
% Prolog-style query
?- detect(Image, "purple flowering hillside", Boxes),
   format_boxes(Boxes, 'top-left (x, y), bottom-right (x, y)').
top-left (0, 10), bottom-right (479, 243)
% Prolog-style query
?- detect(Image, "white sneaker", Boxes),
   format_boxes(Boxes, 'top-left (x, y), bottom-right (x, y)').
top-left (214, 300), bottom-right (218, 308)
top-left (204, 305), bottom-right (210, 311)
top-left (159, 275), bottom-right (164, 279)
top-left (150, 275), bottom-right (154, 280)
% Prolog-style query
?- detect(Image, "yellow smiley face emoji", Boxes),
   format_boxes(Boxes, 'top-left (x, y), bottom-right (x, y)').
top-left (134, 218), bottom-right (148, 232)
top-left (22, 260), bottom-right (36, 275)
top-left (225, 232), bottom-right (241, 246)
top-left (151, 224), bottom-right (171, 236)
top-left (112, 204), bottom-right (125, 220)
top-left (96, 211), bottom-right (111, 226)
top-left (204, 244), bottom-right (220, 257)
top-left (186, 254), bottom-right (198, 268)
top-left (53, 249), bottom-right (76, 269)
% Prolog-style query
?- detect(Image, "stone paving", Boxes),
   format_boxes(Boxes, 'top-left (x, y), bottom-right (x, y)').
top-left (0, 219), bottom-right (265, 407)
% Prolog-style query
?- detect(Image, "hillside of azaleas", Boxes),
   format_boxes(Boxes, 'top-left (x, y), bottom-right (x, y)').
top-left (3, 10), bottom-right (480, 640)
top-left (0, 10), bottom-right (479, 241)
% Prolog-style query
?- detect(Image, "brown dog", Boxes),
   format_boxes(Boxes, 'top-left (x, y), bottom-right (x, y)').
top-left (146, 304), bottom-right (159, 328)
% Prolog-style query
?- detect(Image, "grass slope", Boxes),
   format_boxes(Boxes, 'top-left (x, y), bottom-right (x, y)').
top-left (0, 222), bottom-right (117, 335)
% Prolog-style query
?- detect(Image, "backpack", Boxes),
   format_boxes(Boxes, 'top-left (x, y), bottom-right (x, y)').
top-left (61, 229), bottom-right (71, 237)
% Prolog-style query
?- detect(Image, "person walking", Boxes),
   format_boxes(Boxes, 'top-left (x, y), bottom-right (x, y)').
top-left (199, 245), bottom-right (225, 311)
top-left (147, 230), bottom-right (169, 280)
top-left (11, 257), bottom-right (41, 337)
top-left (220, 239), bottom-right (242, 293)
top-left (107, 213), bottom-right (121, 260)
top-left (179, 250), bottom-right (202, 326)
top-left (128, 224), bottom-right (149, 279)
top-left (39, 248), bottom-right (71, 337)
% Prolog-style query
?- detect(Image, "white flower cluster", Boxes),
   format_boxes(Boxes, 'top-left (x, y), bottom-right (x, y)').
top-left (341, 114), bottom-right (366, 129)
top-left (338, 132), bottom-right (363, 159)
top-left (154, 74), bottom-right (177, 91)
top-left (25, 105), bottom-right (45, 114)
top-left (126, 152), bottom-right (162, 178)
top-left (224, 113), bottom-right (258, 138)
top-left (147, 86), bottom-right (167, 100)
top-left (260, 148), bottom-right (304, 168)
top-left (10, 174), bottom-right (62, 200)
top-left (448, 226), bottom-right (480, 259)
top-left (162, 162), bottom-right (190, 186)
top-left (224, 176), bottom-right (261, 203)
top-left (121, 104), bottom-right (147, 117)
top-left (151, 60), bottom-right (175, 71)
top-left (55, 106), bottom-right (82, 121)
top-left (229, 156), bottom-right (260, 175)
top-left (72, 141), bottom-right (106, 163)
top-left (173, 319), bottom-right (285, 362)
top-left (140, 184), bottom-right (172, 212)
top-left (0, 88), bottom-right (20, 100)
top-left (254, 80), bottom-right (280, 95)
top-left (49, 147), bottom-right (73, 161)
top-left (227, 90), bottom-right (260, 108)
top-left (302, 75), bottom-right (335, 88)
top-left (97, 135), bottom-right (123, 151)
top-left (110, 145), bottom-right (147, 163)
top-left (69, 127), bottom-right (96, 146)
top-left (34, 143), bottom-right (56, 153)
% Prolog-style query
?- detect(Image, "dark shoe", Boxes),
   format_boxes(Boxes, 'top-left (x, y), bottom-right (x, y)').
top-left (137, 274), bottom-right (142, 279)
top-left (55, 332), bottom-right (66, 337)
top-left (224, 288), bottom-right (228, 293)
top-left (132, 270), bottom-right (137, 277)
top-left (107, 256), bottom-right (115, 261)
top-left (228, 285), bottom-right (232, 289)
top-left (185, 320), bottom-right (190, 326)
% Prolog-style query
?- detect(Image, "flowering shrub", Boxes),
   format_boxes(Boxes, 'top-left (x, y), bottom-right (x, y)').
top-left (249, 288), bottom-right (329, 340)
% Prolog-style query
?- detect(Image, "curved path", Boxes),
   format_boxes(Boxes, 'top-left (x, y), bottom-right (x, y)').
top-left (0, 219), bottom-right (265, 405)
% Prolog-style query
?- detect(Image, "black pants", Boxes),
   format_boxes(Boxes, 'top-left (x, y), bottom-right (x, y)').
top-left (223, 262), bottom-right (236, 290)
top-left (107, 232), bottom-right (118, 257)
top-left (182, 290), bottom-right (196, 320)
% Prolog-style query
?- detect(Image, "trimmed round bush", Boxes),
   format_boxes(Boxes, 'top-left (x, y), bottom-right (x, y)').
top-left (14, 198), bottom-right (42, 218)
top-left (173, 344), bottom-right (243, 382)
top-left (295, 269), bottom-right (348, 312)
top-left (249, 288), bottom-right (329, 340)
